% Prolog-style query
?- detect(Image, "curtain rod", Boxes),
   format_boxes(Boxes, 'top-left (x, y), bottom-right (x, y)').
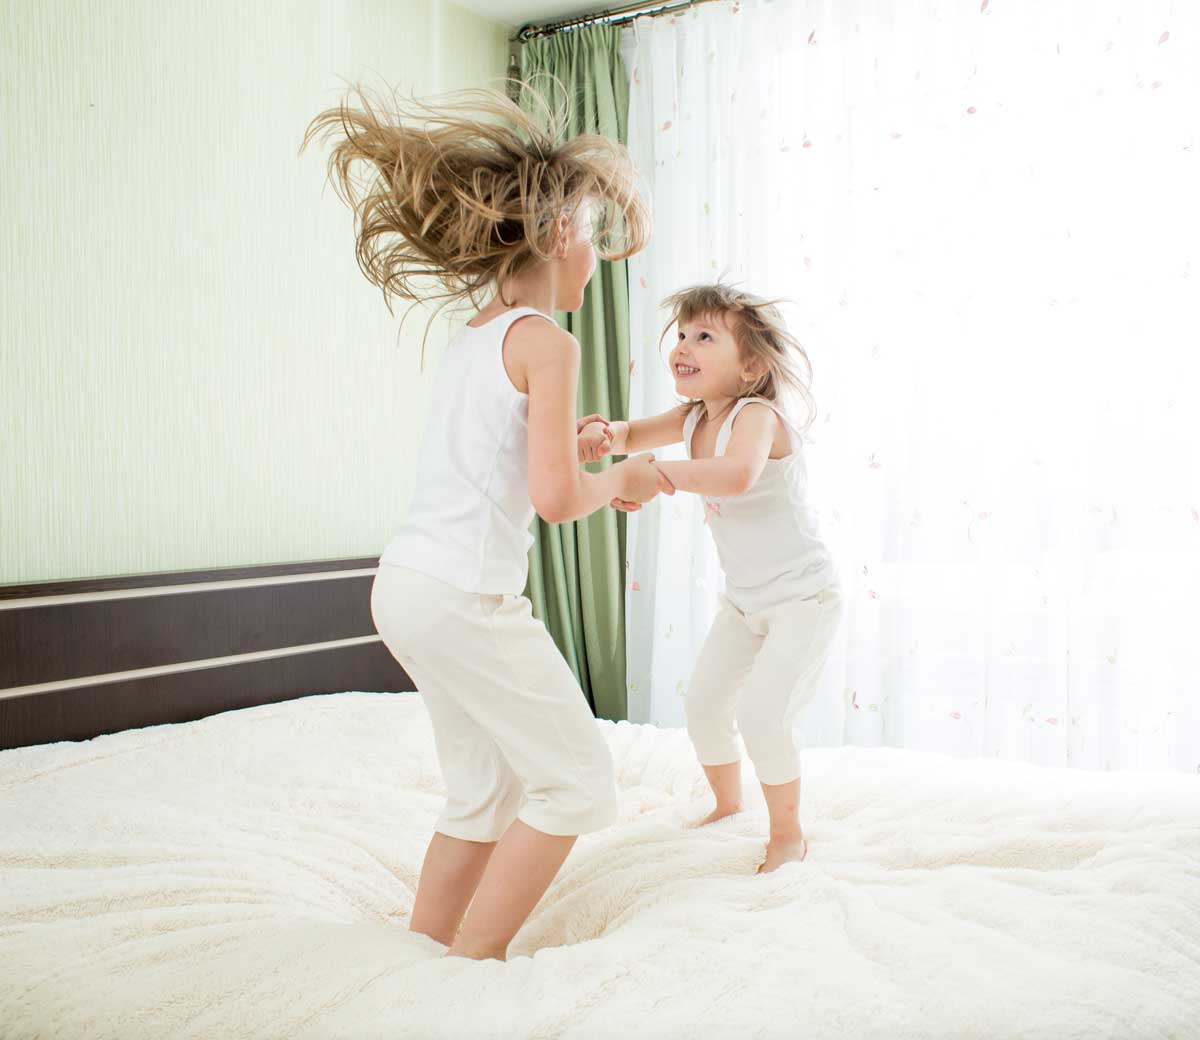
top-left (514, 0), bottom-right (719, 43)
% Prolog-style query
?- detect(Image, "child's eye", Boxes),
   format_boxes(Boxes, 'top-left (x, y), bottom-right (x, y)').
top-left (699, 333), bottom-right (711, 341)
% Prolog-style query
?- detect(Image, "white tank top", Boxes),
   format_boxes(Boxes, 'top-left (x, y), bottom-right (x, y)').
top-left (685, 397), bottom-right (837, 613)
top-left (380, 306), bottom-right (554, 595)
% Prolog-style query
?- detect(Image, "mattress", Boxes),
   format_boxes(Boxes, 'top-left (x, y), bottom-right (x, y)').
top-left (2, 692), bottom-right (1197, 1039)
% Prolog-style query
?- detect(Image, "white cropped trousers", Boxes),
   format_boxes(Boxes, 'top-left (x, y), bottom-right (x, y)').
top-left (684, 586), bottom-right (843, 786)
top-left (371, 564), bottom-right (617, 842)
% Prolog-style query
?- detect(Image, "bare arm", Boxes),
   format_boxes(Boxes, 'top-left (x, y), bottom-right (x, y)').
top-left (513, 319), bottom-right (663, 522)
top-left (653, 403), bottom-right (777, 497)
top-left (606, 407), bottom-right (689, 456)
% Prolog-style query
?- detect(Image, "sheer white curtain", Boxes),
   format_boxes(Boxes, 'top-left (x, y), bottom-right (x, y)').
top-left (622, 0), bottom-right (1200, 771)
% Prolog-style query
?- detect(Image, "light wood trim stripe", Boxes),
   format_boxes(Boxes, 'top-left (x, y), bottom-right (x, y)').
top-left (0, 635), bottom-right (385, 701)
top-left (0, 567), bottom-right (378, 611)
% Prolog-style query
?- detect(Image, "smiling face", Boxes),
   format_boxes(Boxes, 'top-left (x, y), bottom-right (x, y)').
top-left (668, 310), bottom-right (759, 400)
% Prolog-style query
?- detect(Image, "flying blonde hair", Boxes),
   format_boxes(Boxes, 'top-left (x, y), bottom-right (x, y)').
top-left (302, 82), bottom-right (650, 320)
top-left (661, 283), bottom-right (817, 431)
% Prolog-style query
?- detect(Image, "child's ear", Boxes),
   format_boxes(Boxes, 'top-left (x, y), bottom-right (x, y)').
top-left (553, 212), bottom-right (570, 259)
top-left (741, 359), bottom-right (766, 383)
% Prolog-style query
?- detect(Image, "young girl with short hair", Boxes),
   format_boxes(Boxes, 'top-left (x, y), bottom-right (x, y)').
top-left (582, 283), bottom-right (840, 872)
top-left (305, 87), bottom-right (661, 959)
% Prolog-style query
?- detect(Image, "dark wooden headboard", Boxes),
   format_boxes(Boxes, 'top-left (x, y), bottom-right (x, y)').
top-left (0, 558), bottom-right (414, 751)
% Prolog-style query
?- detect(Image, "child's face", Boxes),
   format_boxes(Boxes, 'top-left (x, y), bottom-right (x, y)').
top-left (669, 311), bottom-right (751, 400)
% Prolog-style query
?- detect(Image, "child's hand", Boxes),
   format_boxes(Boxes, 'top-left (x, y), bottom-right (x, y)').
top-left (576, 413), bottom-right (609, 435)
top-left (578, 420), bottom-right (614, 463)
top-left (610, 463), bottom-right (674, 511)
top-left (618, 454), bottom-right (672, 505)
top-left (655, 464), bottom-right (676, 496)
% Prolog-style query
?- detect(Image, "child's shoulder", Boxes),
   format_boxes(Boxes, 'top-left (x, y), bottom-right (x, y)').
top-left (732, 398), bottom-right (787, 429)
top-left (503, 311), bottom-right (577, 359)
top-left (731, 398), bottom-right (800, 457)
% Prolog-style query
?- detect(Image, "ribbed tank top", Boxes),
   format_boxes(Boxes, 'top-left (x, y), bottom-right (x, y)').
top-left (380, 307), bottom-right (555, 594)
top-left (685, 397), bottom-right (837, 613)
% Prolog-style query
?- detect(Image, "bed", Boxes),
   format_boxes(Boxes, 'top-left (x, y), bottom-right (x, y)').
top-left (3, 689), bottom-right (1198, 1039)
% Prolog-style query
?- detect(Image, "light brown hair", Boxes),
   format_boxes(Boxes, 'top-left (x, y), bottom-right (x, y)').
top-left (302, 83), bottom-right (650, 318)
top-left (661, 283), bottom-right (817, 430)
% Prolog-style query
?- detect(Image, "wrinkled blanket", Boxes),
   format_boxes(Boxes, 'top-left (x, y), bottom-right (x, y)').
top-left (2, 692), bottom-right (1198, 1039)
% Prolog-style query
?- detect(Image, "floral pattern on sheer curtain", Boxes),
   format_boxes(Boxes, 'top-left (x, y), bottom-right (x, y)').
top-left (622, 0), bottom-right (1200, 771)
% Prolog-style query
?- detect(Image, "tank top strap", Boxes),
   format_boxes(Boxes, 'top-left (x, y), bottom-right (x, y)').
top-left (480, 306), bottom-right (556, 340)
top-left (682, 403), bottom-right (705, 458)
top-left (714, 397), bottom-right (803, 457)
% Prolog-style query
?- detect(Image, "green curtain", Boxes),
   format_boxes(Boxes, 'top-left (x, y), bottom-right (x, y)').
top-left (519, 26), bottom-right (631, 721)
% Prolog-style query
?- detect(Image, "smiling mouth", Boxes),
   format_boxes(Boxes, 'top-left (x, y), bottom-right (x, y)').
top-left (675, 363), bottom-right (700, 377)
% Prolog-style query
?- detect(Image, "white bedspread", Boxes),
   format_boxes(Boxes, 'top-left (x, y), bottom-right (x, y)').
top-left (2, 692), bottom-right (1197, 1039)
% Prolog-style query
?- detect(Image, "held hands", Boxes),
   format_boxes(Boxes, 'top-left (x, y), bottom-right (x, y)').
top-left (573, 415), bottom-right (672, 509)
top-left (576, 415), bottom-right (614, 463)
top-left (612, 454), bottom-right (675, 511)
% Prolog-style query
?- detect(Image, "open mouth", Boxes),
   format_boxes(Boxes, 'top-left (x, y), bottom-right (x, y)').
top-left (674, 363), bottom-right (700, 377)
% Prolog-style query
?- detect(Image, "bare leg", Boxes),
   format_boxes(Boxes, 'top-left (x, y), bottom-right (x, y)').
top-left (757, 777), bottom-right (807, 873)
top-left (409, 832), bottom-right (497, 945)
top-left (694, 760), bottom-right (744, 826)
top-left (448, 819), bottom-right (577, 961)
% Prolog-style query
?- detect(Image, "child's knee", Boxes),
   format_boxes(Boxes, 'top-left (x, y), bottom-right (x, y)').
top-left (521, 738), bottom-right (616, 836)
top-left (686, 692), bottom-right (742, 767)
top-left (683, 673), bottom-right (732, 727)
top-left (736, 706), bottom-right (800, 785)
top-left (438, 771), bottom-right (524, 842)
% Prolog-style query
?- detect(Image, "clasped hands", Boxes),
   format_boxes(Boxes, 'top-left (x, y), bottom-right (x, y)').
top-left (576, 414), bottom-right (674, 513)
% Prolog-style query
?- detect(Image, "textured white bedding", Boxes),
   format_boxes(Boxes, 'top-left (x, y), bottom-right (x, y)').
top-left (2, 692), bottom-right (1198, 1039)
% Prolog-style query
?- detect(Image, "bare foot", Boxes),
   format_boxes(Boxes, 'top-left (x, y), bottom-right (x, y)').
top-left (692, 804), bottom-right (743, 828)
top-left (757, 833), bottom-right (808, 873)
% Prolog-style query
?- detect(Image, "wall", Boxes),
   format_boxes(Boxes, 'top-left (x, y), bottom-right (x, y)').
top-left (0, 0), bottom-right (509, 582)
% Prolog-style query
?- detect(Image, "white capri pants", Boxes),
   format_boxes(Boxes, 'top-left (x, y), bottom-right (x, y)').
top-left (684, 586), bottom-right (843, 786)
top-left (370, 564), bottom-right (617, 842)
